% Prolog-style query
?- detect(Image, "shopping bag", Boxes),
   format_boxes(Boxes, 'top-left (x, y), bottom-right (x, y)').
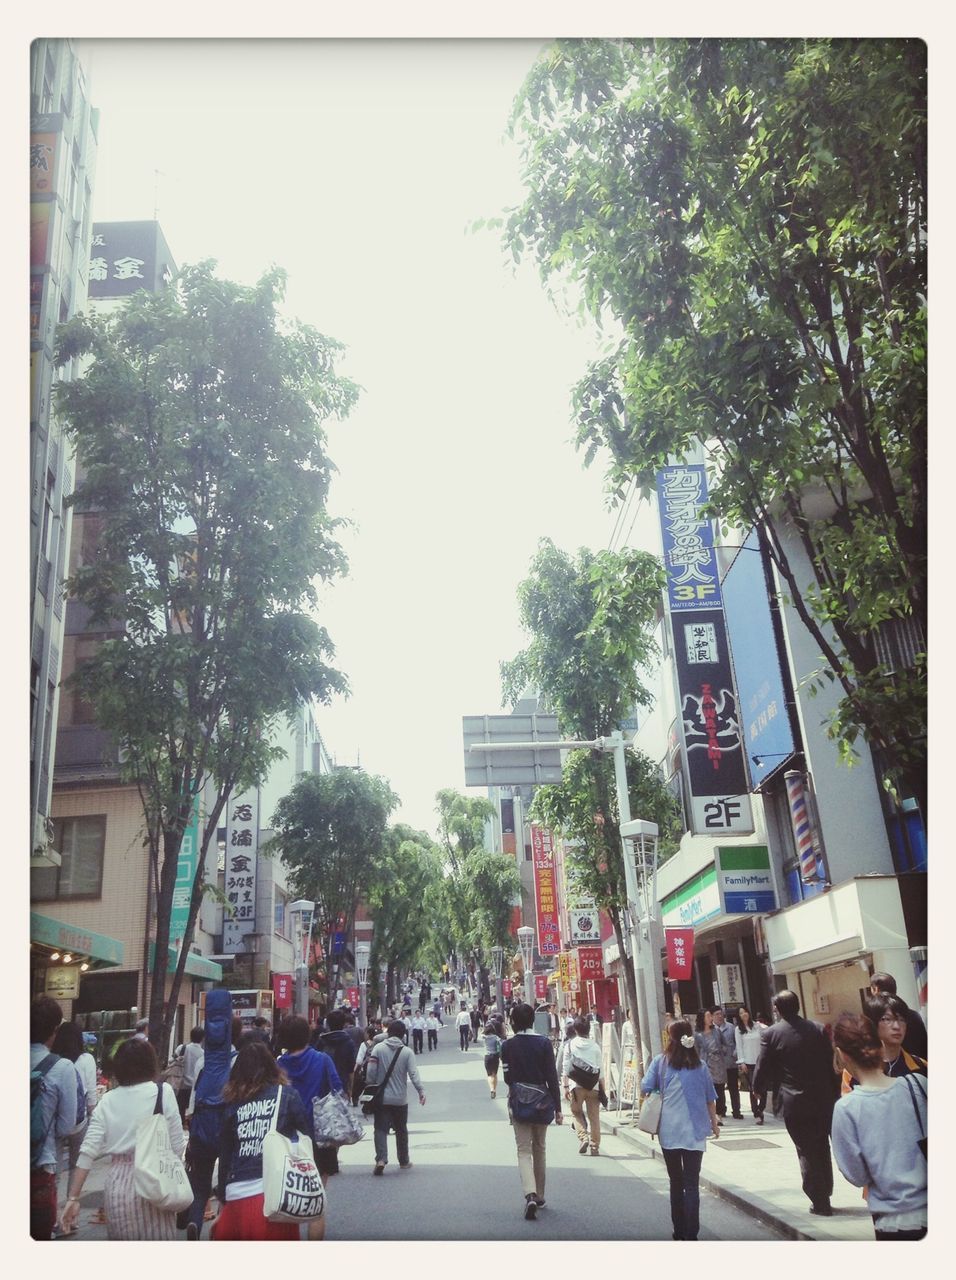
top-left (133, 1084), bottom-right (194, 1212)
top-left (262, 1087), bottom-right (325, 1223)
top-left (313, 1090), bottom-right (365, 1147)
top-left (635, 1092), bottom-right (663, 1135)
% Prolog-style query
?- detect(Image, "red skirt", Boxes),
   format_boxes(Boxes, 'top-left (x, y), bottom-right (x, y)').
top-left (211, 1193), bottom-right (300, 1241)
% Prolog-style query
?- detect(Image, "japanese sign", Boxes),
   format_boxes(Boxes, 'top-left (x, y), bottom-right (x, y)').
top-left (44, 967), bottom-right (80, 1000)
top-left (577, 946), bottom-right (604, 981)
top-left (88, 221), bottom-right (177, 299)
top-left (568, 901), bottom-right (601, 945)
top-left (222, 788), bottom-right (259, 953)
top-left (534, 974), bottom-right (549, 1000)
top-left (346, 987), bottom-right (360, 1010)
top-left (272, 973), bottom-right (293, 1009)
top-left (558, 951), bottom-right (571, 989)
top-left (716, 963), bottom-right (744, 1006)
top-left (30, 121), bottom-right (60, 196)
top-left (665, 927), bottom-right (695, 981)
top-left (170, 799), bottom-right (202, 944)
top-left (714, 845), bottom-right (777, 914)
top-left (657, 465), bottom-right (753, 835)
top-left (531, 825), bottom-right (561, 955)
top-left (501, 979), bottom-right (513, 998)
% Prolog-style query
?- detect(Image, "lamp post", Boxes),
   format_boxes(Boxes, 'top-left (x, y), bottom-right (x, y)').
top-left (288, 900), bottom-right (315, 1020)
top-left (355, 940), bottom-right (371, 1028)
top-left (491, 945), bottom-right (505, 1015)
top-left (379, 964), bottom-right (388, 1019)
top-left (517, 926), bottom-right (535, 1007)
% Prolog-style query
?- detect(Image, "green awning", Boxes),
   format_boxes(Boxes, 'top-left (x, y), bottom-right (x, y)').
top-left (30, 912), bottom-right (124, 967)
top-left (149, 942), bottom-right (222, 982)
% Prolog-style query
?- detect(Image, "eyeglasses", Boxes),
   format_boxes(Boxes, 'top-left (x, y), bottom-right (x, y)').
top-left (879, 1015), bottom-right (905, 1026)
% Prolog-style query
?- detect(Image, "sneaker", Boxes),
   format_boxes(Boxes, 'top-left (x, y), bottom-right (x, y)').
top-left (589, 1147), bottom-right (599, 1156)
top-left (524, 1195), bottom-right (538, 1221)
top-left (490, 1090), bottom-right (496, 1099)
top-left (579, 1139), bottom-right (589, 1154)
top-left (755, 1115), bottom-right (764, 1125)
top-left (717, 1118), bottom-right (724, 1125)
top-left (809, 1202), bottom-right (832, 1216)
top-left (373, 1163), bottom-right (385, 1175)
top-left (533, 1196), bottom-right (546, 1208)
top-left (732, 1113), bottom-right (744, 1119)
top-left (400, 1162), bottom-right (413, 1170)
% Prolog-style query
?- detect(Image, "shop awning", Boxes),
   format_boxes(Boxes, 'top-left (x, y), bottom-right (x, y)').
top-left (149, 942), bottom-right (222, 982)
top-left (30, 912), bottom-right (124, 967)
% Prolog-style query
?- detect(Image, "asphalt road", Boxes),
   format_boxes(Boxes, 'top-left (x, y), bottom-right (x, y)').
top-left (322, 1028), bottom-right (781, 1241)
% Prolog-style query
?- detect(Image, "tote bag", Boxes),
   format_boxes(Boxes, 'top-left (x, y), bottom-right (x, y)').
top-left (262, 1086), bottom-right (326, 1224)
top-left (636, 1060), bottom-right (667, 1137)
top-left (313, 1089), bottom-right (365, 1147)
top-left (133, 1084), bottom-right (194, 1212)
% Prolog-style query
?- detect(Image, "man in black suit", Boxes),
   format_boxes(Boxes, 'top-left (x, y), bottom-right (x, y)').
top-left (751, 989), bottom-right (840, 1216)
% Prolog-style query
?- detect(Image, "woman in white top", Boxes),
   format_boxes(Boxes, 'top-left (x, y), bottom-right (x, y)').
top-left (60, 1037), bottom-right (185, 1240)
top-left (733, 1007), bottom-right (767, 1124)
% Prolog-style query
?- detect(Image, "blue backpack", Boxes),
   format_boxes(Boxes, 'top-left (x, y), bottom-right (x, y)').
top-left (188, 989), bottom-right (236, 1158)
top-left (30, 1053), bottom-right (59, 1168)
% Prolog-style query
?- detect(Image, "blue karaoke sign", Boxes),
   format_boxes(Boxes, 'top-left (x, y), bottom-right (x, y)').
top-left (657, 465), bottom-right (723, 612)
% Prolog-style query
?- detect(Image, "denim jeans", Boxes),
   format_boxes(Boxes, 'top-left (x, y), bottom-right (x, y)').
top-left (373, 1103), bottom-right (410, 1166)
top-left (662, 1147), bottom-right (704, 1240)
top-left (186, 1148), bottom-right (217, 1234)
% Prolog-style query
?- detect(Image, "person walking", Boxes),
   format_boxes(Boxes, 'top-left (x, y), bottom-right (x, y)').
top-left (499, 1002), bottom-right (564, 1221)
top-left (183, 987), bottom-right (238, 1240)
top-left (456, 1003), bottom-right (472, 1051)
top-left (830, 1013), bottom-right (927, 1240)
top-left (59, 1038), bottom-right (186, 1240)
top-left (694, 1008), bottom-right (728, 1124)
top-left (841, 993), bottom-right (927, 1093)
top-left (276, 1015), bottom-right (344, 1190)
top-left (50, 1020), bottom-right (96, 1236)
top-left (483, 1018), bottom-right (505, 1099)
top-left (640, 1020), bottom-right (721, 1241)
top-left (30, 997), bottom-right (83, 1241)
top-left (470, 1004), bottom-right (482, 1045)
top-left (315, 1009), bottom-right (359, 1107)
top-left (211, 1042), bottom-right (316, 1241)
top-left (751, 989), bottom-right (839, 1216)
top-left (869, 971), bottom-right (927, 1058)
top-left (425, 1011), bottom-right (441, 1052)
top-left (712, 1007), bottom-right (743, 1118)
top-left (410, 1010), bottom-right (426, 1055)
top-left (733, 1007), bottom-right (767, 1124)
top-left (561, 1015), bottom-right (604, 1155)
top-left (178, 1027), bottom-right (205, 1121)
top-left (365, 1020), bottom-right (426, 1174)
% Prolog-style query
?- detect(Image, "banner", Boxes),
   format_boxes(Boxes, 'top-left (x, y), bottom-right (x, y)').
top-left (558, 951), bottom-right (571, 988)
top-left (568, 951), bottom-right (580, 992)
top-left (531, 825), bottom-right (561, 955)
top-left (577, 946), bottom-right (605, 982)
top-left (501, 978), bottom-right (513, 998)
top-left (170, 799), bottom-right (202, 944)
top-left (534, 974), bottom-right (548, 1000)
top-left (346, 987), bottom-right (360, 1010)
top-left (272, 973), bottom-right (293, 1009)
top-left (657, 465), bottom-right (754, 836)
top-left (665, 927), bottom-right (695, 980)
top-left (223, 788), bottom-right (259, 953)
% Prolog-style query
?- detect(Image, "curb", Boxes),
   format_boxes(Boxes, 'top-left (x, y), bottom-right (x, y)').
top-left (607, 1117), bottom-right (813, 1241)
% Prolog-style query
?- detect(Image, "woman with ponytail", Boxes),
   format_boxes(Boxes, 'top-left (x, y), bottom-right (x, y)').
top-left (640, 1019), bottom-right (721, 1241)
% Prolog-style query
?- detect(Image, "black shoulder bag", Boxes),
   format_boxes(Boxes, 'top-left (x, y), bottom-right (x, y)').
top-left (360, 1045), bottom-right (403, 1116)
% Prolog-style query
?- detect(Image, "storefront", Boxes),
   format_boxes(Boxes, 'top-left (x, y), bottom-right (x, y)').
top-left (30, 911), bottom-right (127, 1063)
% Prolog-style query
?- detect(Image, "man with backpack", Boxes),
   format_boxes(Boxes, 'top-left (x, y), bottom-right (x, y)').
top-left (30, 996), bottom-right (81, 1240)
top-left (183, 988), bottom-right (237, 1240)
top-left (560, 1015), bottom-right (605, 1156)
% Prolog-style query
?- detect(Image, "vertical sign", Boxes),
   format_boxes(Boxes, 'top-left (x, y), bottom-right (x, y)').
top-left (657, 465), bottom-right (754, 835)
top-left (716, 964), bottom-right (744, 1005)
top-left (170, 799), bottom-right (202, 944)
top-left (534, 974), bottom-right (549, 1000)
top-left (568, 901), bottom-right (601, 944)
top-left (558, 951), bottom-right (571, 989)
top-left (223, 788), bottom-right (259, 953)
top-left (665, 927), bottom-right (695, 980)
top-left (501, 979), bottom-right (513, 998)
top-left (346, 987), bottom-right (360, 1010)
top-left (531, 825), bottom-right (561, 955)
top-left (577, 946), bottom-right (605, 982)
top-left (272, 973), bottom-right (293, 1008)
top-left (568, 950), bottom-right (580, 993)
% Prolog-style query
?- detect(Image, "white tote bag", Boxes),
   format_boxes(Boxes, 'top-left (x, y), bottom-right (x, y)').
top-left (133, 1083), bottom-right (194, 1212)
top-left (262, 1086), bottom-right (326, 1224)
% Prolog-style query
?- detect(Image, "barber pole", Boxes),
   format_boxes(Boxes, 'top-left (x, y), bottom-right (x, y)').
top-left (785, 770), bottom-right (819, 883)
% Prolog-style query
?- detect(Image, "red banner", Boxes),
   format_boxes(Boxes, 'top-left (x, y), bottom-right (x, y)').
top-left (346, 986), bottom-right (360, 1010)
top-left (577, 946), bottom-right (604, 980)
top-left (534, 974), bottom-right (548, 1000)
top-left (501, 979), bottom-right (513, 997)
top-left (531, 825), bottom-right (561, 955)
top-left (665, 928), bottom-right (695, 981)
top-left (272, 973), bottom-right (293, 1008)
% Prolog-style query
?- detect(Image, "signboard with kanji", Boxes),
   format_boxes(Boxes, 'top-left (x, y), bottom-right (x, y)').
top-left (501, 979), bottom-right (513, 997)
top-left (534, 974), bottom-right (548, 1000)
top-left (577, 946), bottom-right (605, 981)
top-left (665, 927), bottom-right (695, 980)
top-left (222, 788), bottom-right (259, 953)
top-left (272, 973), bottom-right (293, 1008)
top-left (531, 825), bottom-right (561, 955)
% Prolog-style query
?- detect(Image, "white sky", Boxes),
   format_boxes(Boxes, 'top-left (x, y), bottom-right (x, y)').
top-left (70, 37), bottom-right (644, 836)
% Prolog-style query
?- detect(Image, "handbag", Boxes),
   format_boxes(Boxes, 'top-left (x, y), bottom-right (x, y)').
top-left (508, 1081), bottom-right (556, 1125)
top-left (133, 1083), bottom-right (194, 1212)
top-left (359, 1045), bottom-right (403, 1117)
top-left (903, 1073), bottom-right (928, 1160)
top-left (313, 1089), bottom-right (366, 1147)
top-left (636, 1059), bottom-right (666, 1137)
top-left (262, 1086), bottom-right (326, 1224)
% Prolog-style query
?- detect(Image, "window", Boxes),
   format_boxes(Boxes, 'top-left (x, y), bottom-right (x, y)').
top-left (274, 889), bottom-right (288, 937)
top-left (31, 815), bottom-right (106, 900)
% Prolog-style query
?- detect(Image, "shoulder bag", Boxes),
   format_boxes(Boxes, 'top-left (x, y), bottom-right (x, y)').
top-left (636, 1058), bottom-right (667, 1137)
top-left (313, 1089), bottom-right (366, 1147)
top-left (903, 1073), bottom-right (928, 1160)
top-left (133, 1083), bottom-right (193, 1212)
top-left (509, 1081), bottom-right (556, 1125)
top-left (358, 1045), bottom-right (403, 1116)
top-left (262, 1086), bottom-right (326, 1223)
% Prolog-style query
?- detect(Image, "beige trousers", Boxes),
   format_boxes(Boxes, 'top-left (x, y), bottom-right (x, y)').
top-left (569, 1084), bottom-right (601, 1150)
top-left (511, 1121), bottom-right (548, 1198)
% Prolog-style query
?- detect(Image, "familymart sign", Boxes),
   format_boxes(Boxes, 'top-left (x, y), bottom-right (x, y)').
top-left (661, 846), bottom-right (776, 927)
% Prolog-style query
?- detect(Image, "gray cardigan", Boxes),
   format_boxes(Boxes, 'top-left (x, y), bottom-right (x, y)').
top-left (366, 1036), bottom-right (424, 1105)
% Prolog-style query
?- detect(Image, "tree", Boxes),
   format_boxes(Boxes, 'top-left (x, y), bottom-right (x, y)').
top-left (267, 768), bottom-right (399, 1008)
top-left (54, 262), bottom-right (359, 1056)
top-left (366, 823), bottom-right (444, 1011)
top-left (503, 38), bottom-right (926, 813)
top-left (500, 538), bottom-right (676, 1037)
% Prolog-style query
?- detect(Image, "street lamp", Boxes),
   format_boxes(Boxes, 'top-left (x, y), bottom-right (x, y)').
top-left (517, 926), bottom-right (535, 1007)
top-left (355, 940), bottom-right (371, 1028)
top-left (491, 945), bottom-right (505, 1015)
top-left (379, 964), bottom-right (388, 1019)
top-left (288, 899), bottom-right (315, 1020)
top-left (620, 816), bottom-right (664, 1071)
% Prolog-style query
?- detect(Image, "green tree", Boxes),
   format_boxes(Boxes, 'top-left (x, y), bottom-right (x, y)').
top-left (54, 262), bottom-right (358, 1056)
top-left (367, 823), bottom-right (444, 1012)
top-left (501, 538), bottom-right (677, 1036)
top-left (267, 768), bottom-right (399, 1009)
top-left (503, 38), bottom-right (926, 813)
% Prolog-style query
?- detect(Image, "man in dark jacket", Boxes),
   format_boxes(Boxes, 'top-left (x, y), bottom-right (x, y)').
top-left (185, 987), bottom-right (237, 1239)
top-left (500, 1002), bottom-right (563, 1221)
top-left (752, 989), bottom-right (839, 1216)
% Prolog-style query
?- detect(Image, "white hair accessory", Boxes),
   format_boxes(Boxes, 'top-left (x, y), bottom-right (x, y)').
top-left (680, 1034), bottom-right (695, 1049)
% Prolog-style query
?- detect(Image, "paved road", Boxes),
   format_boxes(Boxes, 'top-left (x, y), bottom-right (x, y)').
top-left (322, 1030), bottom-right (781, 1241)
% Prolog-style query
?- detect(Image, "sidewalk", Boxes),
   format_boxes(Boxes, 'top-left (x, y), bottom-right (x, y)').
top-left (607, 1105), bottom-right (873, 1241)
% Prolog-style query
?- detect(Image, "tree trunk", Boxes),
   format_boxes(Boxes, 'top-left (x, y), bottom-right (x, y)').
top-left (147, 823), bottom-right (186, 1059)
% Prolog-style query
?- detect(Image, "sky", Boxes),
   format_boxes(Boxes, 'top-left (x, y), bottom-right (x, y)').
top-left (68, 36), bottom-right (655, 837)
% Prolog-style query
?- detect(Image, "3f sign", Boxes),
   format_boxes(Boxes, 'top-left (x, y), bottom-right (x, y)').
top-left (673, 583), bottom-right (718, 602)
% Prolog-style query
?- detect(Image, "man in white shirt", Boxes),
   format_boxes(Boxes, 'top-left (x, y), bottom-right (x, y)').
top-left (410, 1011), bottom-right (426, 1055)
top-left (560, 1015), bottom-right (605, 1155)
top-left (425, 1012), bottom-right (441, 1051)
top-left (179, 1026), bottom-right (205, 1118)
top-left (456, 1004), bottom-right (472, 1051)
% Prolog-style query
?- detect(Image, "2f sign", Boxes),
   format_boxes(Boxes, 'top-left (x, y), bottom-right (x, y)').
top-left (691, 795), bottom-right (754, 836)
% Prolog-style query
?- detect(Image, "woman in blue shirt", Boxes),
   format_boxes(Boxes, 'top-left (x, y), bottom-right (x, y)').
top-left (641, 1019), bottom-right (720, 1241)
